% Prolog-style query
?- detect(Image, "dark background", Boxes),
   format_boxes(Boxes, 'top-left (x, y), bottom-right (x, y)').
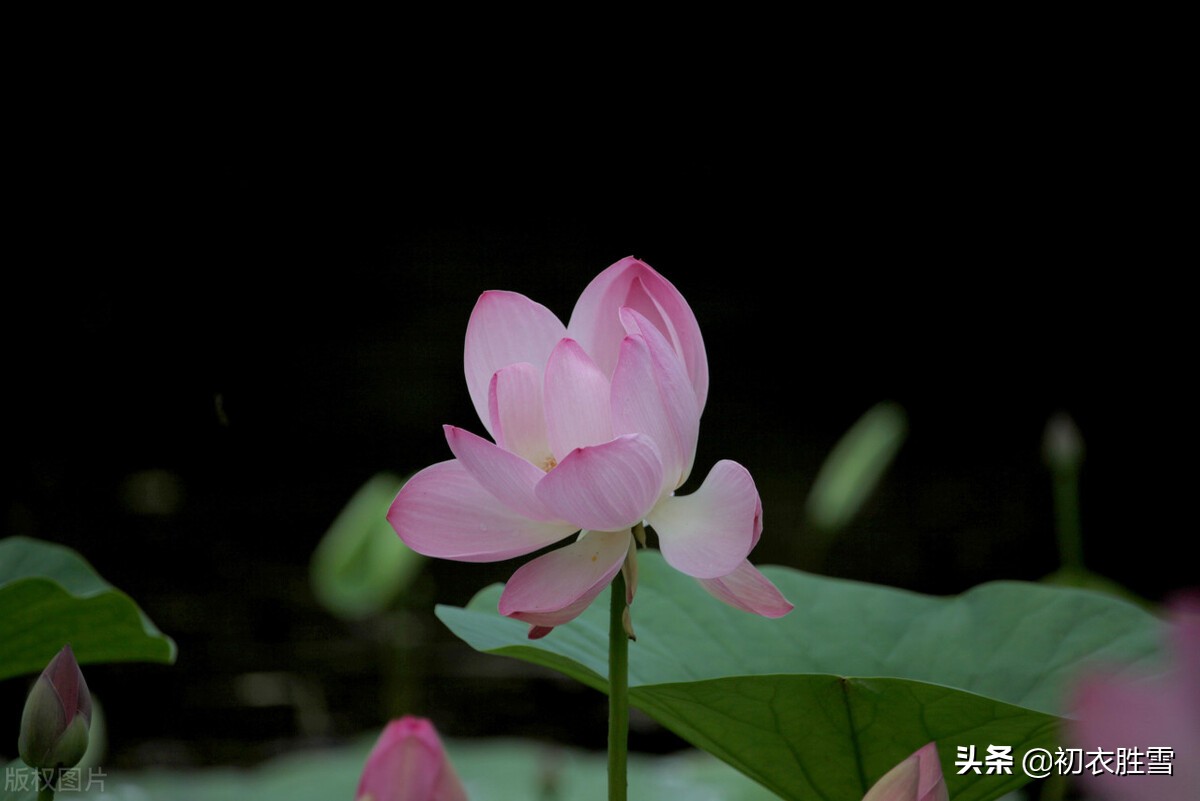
top-left (4, 141), bottom-right (1191, 770)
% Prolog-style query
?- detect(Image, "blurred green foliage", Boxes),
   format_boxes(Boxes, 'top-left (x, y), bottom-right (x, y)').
top-left (4, 741), bottom-right (781, 801)
top-left (309, 473), bottom-right (424, 620)
top-left (806, 401), bottom-right (907, 532)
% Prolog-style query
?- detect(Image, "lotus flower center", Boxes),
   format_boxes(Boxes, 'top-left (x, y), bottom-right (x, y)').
top-left (541, 456), bottom-right (558, 472)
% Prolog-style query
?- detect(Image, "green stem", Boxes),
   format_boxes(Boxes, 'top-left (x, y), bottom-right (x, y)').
top-left (1053, 468), bottom-right (1083, 571)
top-left (608, 567), bottom-right (629, 801)
top-left (37, 769), bottom-right (56, 801)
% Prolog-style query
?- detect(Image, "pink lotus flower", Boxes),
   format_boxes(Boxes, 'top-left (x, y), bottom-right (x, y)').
top-left (862, 742), bottom-right (948, 801)
top-left (389, 257), bottom-right (791, 636)
top-left (356, 716), bottom-right (468, 801)
top-left (1067, 595), bottom-right (1199, 801)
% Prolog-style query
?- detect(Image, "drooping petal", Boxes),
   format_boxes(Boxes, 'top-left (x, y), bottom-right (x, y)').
top-left (612, 308), bottom-right (700, 490)
top-left (388, 460), bottom-right (575, 562)
top-left (488, 362), bottom-right (552, 468)
top-left (567, 256), bottom-right (709, 411)
top-left (862, 743), bottom-right (946, 801)
top-left (498, 530), bottom-right (631, 629)
top-left (443, 425), bottom-right (558, 521)
top-left (464, 290), bottom-right (565, 436)
top-left (622, 538), bottom-right (638, 605)
top-left (697, 560), bottom-right (793, 618)
top-left (647, 460), bottom-right (759, 579)
top-left (355, 716), bottom-right (468, 801)
top-left (535, 434), bottom-right (663, 533)
top-left (543, 338), bottom-right (614, 461)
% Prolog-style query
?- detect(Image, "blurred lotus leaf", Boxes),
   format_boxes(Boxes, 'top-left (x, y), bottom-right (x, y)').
top-left (806, 401), bottom-right (907, 532)
top-left (440, 552), bottom-right (1165, 801)
top-left (310, 473), bottom-right (423, 619)
top-left (0, 537), bottom-right (176, 682)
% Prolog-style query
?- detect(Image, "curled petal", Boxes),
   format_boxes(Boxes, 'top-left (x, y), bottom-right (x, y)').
top-left (444, 425), bottom-right (558, 521)
top-left (535, 434), bottom-right (663, 533)
top-left (567, 256), bottom-right (708, 411)
top-left (388, 460), bottom-right (575, 562)
top-left (488, 363), bottom-right (552, 468)
top-left (648, 460), bottom-right (759, 579)
top-left (464, 290), bottom-right (565, 436)
top-left (498, 530), bottom-right (631, 629)
top-left (544, 338), bottom-right (613, 460)
top-left (697, 561), bottom-right (793, 617)
top-left (611, 311), bottom-right (700, 491)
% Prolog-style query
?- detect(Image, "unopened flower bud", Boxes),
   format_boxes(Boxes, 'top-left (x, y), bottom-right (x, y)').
top-left (862, 742), bottom-right (947, 801)
top-left (18, 645), bottom-right (92, 770)
top-left (1043, 412), bottom-right (1084, 472)
top-left (356, 716), bottom-right (468, 801)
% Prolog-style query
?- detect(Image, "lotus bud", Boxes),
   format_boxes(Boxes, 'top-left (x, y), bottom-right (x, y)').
top-left (862, 742), bottom-right (948, 801)
top-left (18, 645), bottom-right (93, 771)
top-left (1043, 411), bottom-right (1084, 472)
top-left (356, 716), bottom-right (468, 801)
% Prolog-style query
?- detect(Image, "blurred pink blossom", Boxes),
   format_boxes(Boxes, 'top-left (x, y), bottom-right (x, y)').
top-left (1067, 595), bottom-right (1199, 801)
top-left (355, 716), bottom-right (468, 801)
top-left (389, 257), bottom-right (790, 637)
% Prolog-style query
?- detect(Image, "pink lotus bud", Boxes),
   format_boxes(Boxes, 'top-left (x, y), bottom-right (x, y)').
top-left (862, 742), bottom-right (948, 801)
top-left (356, 716), bottom-right (468, 801)
top-left (18, 645), bottom-right (93, 770)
